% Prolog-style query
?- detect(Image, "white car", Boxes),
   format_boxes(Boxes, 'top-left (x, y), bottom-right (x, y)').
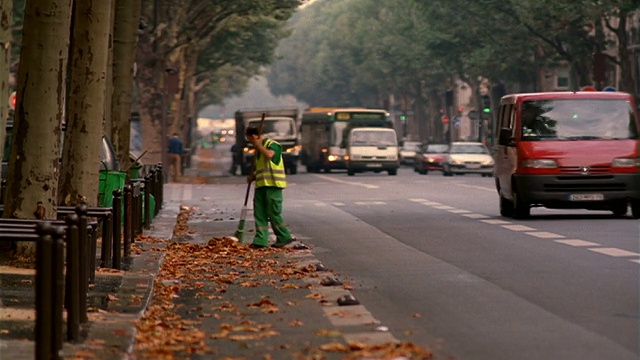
top-left (442, 142), bottom-right (494, 177)
top-left (399, 141), bottom-right (421, 165)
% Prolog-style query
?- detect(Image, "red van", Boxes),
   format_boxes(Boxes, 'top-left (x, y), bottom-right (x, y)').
top-left (493, 91), bottom-right (640, 219)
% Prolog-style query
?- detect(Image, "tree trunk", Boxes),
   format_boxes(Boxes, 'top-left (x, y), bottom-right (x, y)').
top-left (0, 0), bottom-right (12, 180)
top-left (103, 0), bottom-right (116, 138)
top-left (4, 0), bottom-right (73, 257)
top-left (58, 0), bottom-right (113, 207)
top-left (111, 0), bottom-right (141, 168)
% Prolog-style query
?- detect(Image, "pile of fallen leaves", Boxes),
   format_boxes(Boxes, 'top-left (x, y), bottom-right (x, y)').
top-left (132, 206), bottom-right (433, 359)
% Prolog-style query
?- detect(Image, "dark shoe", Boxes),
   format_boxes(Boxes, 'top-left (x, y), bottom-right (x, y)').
top-left (249, 243), bottom-right (268, 249)
top-left (271, 238), bottom-right (296, 248)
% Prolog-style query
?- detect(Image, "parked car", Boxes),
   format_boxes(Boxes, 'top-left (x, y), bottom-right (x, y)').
top-left (399, 141), bottom-right (421, 165)
top-left (442, 141), bottom-right (494, 177)
top-left (414, 143), bottom-right (449, 174)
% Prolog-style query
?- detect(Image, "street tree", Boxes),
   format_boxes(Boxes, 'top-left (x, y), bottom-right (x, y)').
top-left (110, 0), bottom-right (141, 168)
top-left (3, 0), bottom-right (73, 256)
top-left (58, 0), bottom-right (113, 207)
top-left (0, 0), bottom-right (12, 181)
top-left (134, 0), bottom-right (300, 166)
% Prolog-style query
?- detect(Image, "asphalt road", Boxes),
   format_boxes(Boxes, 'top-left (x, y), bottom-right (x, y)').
top-left (189, 144), bottom-right (639, 359)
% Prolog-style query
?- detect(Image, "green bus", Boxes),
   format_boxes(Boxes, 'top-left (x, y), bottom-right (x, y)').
top-left (299, 108), bottom-right (393, 173)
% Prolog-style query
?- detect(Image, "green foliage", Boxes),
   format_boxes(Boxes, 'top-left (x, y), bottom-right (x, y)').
top-left (192, 0), bottom-right (300, 109)
top-left (268, 0), bottom-right (635, 106)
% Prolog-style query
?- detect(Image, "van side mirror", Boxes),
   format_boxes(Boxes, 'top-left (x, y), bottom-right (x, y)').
top-left (498, 128), bottom-right (515, 146)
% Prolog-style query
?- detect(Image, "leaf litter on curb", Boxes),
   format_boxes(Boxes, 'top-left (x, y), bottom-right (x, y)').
top-left (130, 205), bottom-right (432, 359)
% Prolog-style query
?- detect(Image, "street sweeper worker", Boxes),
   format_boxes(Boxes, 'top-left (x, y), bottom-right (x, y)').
top-left (245, 125), bottom-right (296, 249)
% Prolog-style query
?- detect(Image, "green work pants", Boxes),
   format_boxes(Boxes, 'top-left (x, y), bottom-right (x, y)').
top-left (252, 186), bottom-right (292, 246)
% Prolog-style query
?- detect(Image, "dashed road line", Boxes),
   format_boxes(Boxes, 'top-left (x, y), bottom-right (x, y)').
top-left (555, 239), bottom-right (600, 247)
top-left (313, 174), bottom-right (379, 189)
top-left (480, 219), bottom-right (511, 225)
top-left (525, 232), bottom-right (565, 239)
top-left (410, 198), bottom-right (638, 264)
top-left (354, 201), bottom-right (386, 206)
top-left (588, 248), bottom-right (640, 257)
top-left (461, 213), bottom-right (490, 219)
top-left (501, 224), bottom-right (536, 231)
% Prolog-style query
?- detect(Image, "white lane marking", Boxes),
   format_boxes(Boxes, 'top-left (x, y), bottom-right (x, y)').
top-left (332, 202), bottom-right (345, 206)
top-left (525, 232), bottom-right (565, 239)
top-left (480, 219), bottom-right (511, 225)
top-left (315, 202), bottom-right (327, 207)
top-left (629, 259), bottom-right (640, 264)
top-left (461, 213), bottom-right (490, 219)
top-left (588, 248), bottom-right (640, 257)
top-left (432, 205), bottom-right (455, 210)
top-left (502, 224), bottom-right (536, 231)
top-left (314, 174), bottom-right (379, 189)
top-left (409, 198), bottom-right (428, 202)
top-left (448, 209), bottom-right (471, 214)
top-left (555, 239), bottom-right (600, 247)
top-left (354, 201), bottom-right (386, 206)
top-left (421, 201), bottom-right (442, 206)
top-left (452, 181), bottom-right (495, 192)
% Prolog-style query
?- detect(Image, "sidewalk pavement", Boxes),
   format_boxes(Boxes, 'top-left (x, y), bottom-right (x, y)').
top-left (0, 147), bottom-right (434, 359)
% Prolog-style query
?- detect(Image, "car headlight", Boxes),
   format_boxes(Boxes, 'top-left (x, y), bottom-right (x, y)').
top-left (522, 159), bottom-right (557, 168)
top-left (611, 157), bottom-right (638, 168)
top-left (327, 154), bottom-right (342, 161)
top-left (286, 145), bottom-right (301, 156)
top-left (482, 159), bottom-right (494, 165)
top-left (451, 159), bottom-right (464, 165)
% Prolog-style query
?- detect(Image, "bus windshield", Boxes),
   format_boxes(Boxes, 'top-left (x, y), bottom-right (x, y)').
top-left (520, 99), bottom-right (638, 140)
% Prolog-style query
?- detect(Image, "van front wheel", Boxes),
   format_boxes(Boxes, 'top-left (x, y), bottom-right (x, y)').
top-left (512, 191), bottom-right (530, 219)
top-left (500, 195), bottom-right (514, 217)
top-left (631, 200), bottom-right (640, 219)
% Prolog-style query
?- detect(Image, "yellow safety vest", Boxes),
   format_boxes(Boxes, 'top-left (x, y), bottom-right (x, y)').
top-left (254, 139), bottom-right (287, 188)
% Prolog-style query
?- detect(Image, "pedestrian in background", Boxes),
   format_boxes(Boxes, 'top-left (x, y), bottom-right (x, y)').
top-left (229, 142), bottom-right (239, 176)
top-left (244, 125), bottom-right (296, 249)
top-left (168, 133), bottom-right (184, 182)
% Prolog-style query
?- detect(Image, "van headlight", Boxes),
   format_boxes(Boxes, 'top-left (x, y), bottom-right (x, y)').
top-left (523, 159), bottom-right (557, 168)
top-left (611, 158), bottom-right (638, 168)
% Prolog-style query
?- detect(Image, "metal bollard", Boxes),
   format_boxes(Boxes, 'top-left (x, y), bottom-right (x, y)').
top-left (52, 226), bottom-right (65, 356)
top-left (123, 185), bottom-right (132, 258)
top-left (143, 175), bottom-right (151, 230)
top-left (75, 204), bottom-right (89, 324)
top-left (112, 189), bottom-right (122, 269)
top-left (35, 225), bottom-right (53, 360)
top-left (100, 212), bottom-right (113, 268)
top-left (156, 163), bottom-right (164, 211)
top-left (134, 181), bottom-right (143, 236)
top-left (65, 214), bottom-right (81, 342)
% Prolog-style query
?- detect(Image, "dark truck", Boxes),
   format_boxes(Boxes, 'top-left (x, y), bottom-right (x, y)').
top-left (234, 108), bottom-right (300, 175)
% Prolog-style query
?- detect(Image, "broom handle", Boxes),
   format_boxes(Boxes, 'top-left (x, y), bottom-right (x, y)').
top-left (242, 112), bottom-right (267, 206)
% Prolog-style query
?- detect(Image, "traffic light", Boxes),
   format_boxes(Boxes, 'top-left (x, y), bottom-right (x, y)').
top-left (400, 115), bottom-right (406, 122)
top-left (481, 95), bottom-right (491, 114)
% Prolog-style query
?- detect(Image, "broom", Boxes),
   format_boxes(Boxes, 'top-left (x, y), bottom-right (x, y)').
top-left (234, 112), bottom-right (266, 243)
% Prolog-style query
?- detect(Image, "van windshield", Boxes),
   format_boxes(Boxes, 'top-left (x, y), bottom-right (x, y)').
top-left (350, 131), bottom-right (396, 146)
top-left (520, 99), bottom-right (638, 140)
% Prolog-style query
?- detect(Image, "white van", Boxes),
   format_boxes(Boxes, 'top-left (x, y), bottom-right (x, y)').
top-left (345, 127), bottom-right (399, 176)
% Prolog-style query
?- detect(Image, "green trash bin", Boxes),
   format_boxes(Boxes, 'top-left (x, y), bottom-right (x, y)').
top-left (98, 170), bottom-right (127, 207)
top-left (129, 164), bottom-right (142, 180)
